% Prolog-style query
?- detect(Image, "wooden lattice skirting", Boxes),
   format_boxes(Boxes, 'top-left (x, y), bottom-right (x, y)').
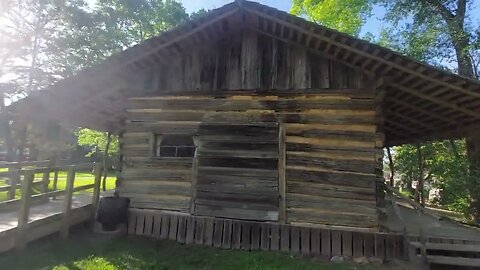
top-left (128, 209), bottom-right (406, 261)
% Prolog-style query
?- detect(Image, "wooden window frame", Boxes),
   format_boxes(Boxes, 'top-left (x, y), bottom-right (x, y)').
top-left (149, 133), bottom-right (198, 159)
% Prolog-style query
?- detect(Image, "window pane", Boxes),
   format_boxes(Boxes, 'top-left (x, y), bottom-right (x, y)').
top-left (161, 135), bottom-right (195, 146)
top-left (177, 146), bottom-right (195, 157)
top-left (159, 146), bottom-right (176, 157)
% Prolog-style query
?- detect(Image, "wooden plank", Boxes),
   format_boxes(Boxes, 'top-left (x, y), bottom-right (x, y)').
top-left (260, 223), bottom-right (270, 251)
top-left (352, 232), bottom-right (364, 258)
top-left (168, 215), bottom-right (179, 241)
top-left (213, 219), bottom-right (223, 248)
top-left (222, 219), bottom-right (232, 249)
top-left (278, 124), bottom-right (286, 223)
top-left (250, 222), bottom-right (261, 250)
top-left (364, 233), bottom-right (375, 257)
top-left (231, 221), bottom-right (242, 249)
top-left (300, 227), bottom-right (310, 255)
top-left (426, 256), bottom-right (480, 267)
top-left (270, 224), bottom-right (280, 251)
top-left (16, 172), bottom-right (34, 249)
top-left (375, 233), bottom-right (385, 259)
top-left (185, 216), bottom-right (195, 245)
top-left (195, 217), bottom-right (205, 245)
top-left (321, 229), bottom-right (331, 257)
top-left (385, 234), bottom-right (395, 261)
top-left (286, 208), bottom-right (377, 228)
top-left (395, 234), bottom-right (404, 259)
top-left (331, 230), bottom-right (342, 256)
top-left (135, 213), bottom-right (145, 235)
top-left (195, 204), bottom-right (278, 221)
top-left (128, 212), bottom-right (137, 235)
top-left (310, 228), bottom-right (320, 256)
top-left (60, 167), bottom-right (75, 239)
top-left (174, 216), bottom-right (185, 243)
top-left (342, 231), bottom-right (352, 257)
top-left (144, 213), bottom-right (153, 236)
top-left (204, 218), bottom-right (214, 246)
top-left (152, 213), bottom-right (162, 238)
top-left (160, 214), bottom-right (170, 240)
top-left (241, 222), bottom-right (251, 250)
top-left (280, 224), bottom-right (290, 252)
top-left (290, 226), bottom-right (300, 253)
top-left (409, 242), bottom-right (480, 252)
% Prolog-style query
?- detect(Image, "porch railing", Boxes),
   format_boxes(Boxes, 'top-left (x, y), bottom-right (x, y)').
top-left (0, 161), bottom-right (103, 250)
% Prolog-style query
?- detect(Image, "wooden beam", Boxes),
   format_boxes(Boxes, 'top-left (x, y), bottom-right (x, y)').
top-left (386, 96), bottom-right (457, 125)
top-left (389, 83), bottom-right (480, 120)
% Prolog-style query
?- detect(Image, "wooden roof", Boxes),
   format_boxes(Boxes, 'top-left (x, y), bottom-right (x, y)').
top-left (9, 0), bottom-right (480, 146)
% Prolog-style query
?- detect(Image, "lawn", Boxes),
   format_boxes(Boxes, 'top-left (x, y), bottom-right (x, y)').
top-left (0, 232), bottom-right (391, 270)
top-left (0, 171), bottom-right (116, 201)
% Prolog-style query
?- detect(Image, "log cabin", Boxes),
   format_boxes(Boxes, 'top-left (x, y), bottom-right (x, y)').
top-left (9, 0), bottom-right (480, 262)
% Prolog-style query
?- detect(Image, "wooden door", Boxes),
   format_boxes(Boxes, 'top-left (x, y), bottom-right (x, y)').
top-left (194, 123), bottom-right (279, 221)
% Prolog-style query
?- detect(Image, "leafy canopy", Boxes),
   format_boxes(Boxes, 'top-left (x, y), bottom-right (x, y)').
top-left (290, 0), bottom-right (372, 35)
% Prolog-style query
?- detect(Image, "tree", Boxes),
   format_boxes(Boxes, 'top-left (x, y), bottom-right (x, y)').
top-left (291, 0), bottom-right (372, 35)
top-left (0, 0), bottom-right (189, 161)
top-left (0, 0), bottom-right (92, 161)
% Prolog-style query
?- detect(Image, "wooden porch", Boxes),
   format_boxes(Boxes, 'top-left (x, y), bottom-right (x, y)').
top-left (0, 162), bottom-right (104, 252)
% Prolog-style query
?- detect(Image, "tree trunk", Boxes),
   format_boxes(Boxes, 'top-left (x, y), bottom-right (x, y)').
top-left (440, 7), bottom-right (480, 221)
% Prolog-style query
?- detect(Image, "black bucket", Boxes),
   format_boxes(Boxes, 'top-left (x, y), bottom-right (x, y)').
top-left (96, 196), bottom-right (130, 231)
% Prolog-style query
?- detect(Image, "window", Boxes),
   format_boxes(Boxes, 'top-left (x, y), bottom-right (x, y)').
top-left (155, 135), bottom-right (196, 158)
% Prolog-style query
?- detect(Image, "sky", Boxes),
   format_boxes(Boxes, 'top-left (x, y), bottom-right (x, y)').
top-left (84, 0), bottom-right (387, 37)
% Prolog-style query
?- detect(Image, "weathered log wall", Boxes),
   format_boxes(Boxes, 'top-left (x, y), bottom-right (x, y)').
top-left (120, 89), bottom-right (383, 229)
top-left (119, 30), bottom-right (384, 229)
top-left (145, 30), bottom-right (371, 93)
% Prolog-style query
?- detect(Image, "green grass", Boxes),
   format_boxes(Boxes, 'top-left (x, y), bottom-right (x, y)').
top-left (0, 172), bottom-right (116, 202)
top-left (0, 233), bottom-right (388, 270)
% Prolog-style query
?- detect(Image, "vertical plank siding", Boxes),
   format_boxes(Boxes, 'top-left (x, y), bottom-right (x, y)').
top-left (146, 29), bottom-right (372, 92)
top-left (128, 209), bottom-right (404, 261)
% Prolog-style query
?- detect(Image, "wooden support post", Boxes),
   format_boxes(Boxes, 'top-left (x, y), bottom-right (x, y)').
top-left (7, 166), bottom-right (19, 200)
top-left (60, 166), bottom-right (75, 238)
top-left (102, 132), bottom-right (112, 191)
top-left (16, 171), bottom-right (34, 250)
top-left (278, 124), bottom-right (286, 223)
top-left (416, 144), bottom-right (425, 206)
top-left (387, 147), bottom-right (395, 186)
top-left (52, 169), bottom-right (59, 200)
top-left (41, 160), bottom-right (53, 194)
top-left (190, 137), bottom-right (199, 214)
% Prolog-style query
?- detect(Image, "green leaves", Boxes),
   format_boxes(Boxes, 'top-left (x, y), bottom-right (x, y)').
top-left (76, 128), bottom-right (119, 157)
top-left (290, 0), bottom-right (372, 35)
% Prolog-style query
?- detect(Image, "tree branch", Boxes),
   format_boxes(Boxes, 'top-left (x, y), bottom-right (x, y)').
top-left (425, 0), bottom-right (454, 20)
top-left (456, 0), bottom-right (467, 23)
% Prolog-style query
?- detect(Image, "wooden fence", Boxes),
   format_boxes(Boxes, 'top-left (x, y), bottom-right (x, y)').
top-left (128, 208), bottom-right (405, 261)
top-left (0, 162), bottom-right (103, 251)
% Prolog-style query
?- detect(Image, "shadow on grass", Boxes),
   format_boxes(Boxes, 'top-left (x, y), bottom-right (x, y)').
top-left (0, 229), bottom-right (379, 270)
